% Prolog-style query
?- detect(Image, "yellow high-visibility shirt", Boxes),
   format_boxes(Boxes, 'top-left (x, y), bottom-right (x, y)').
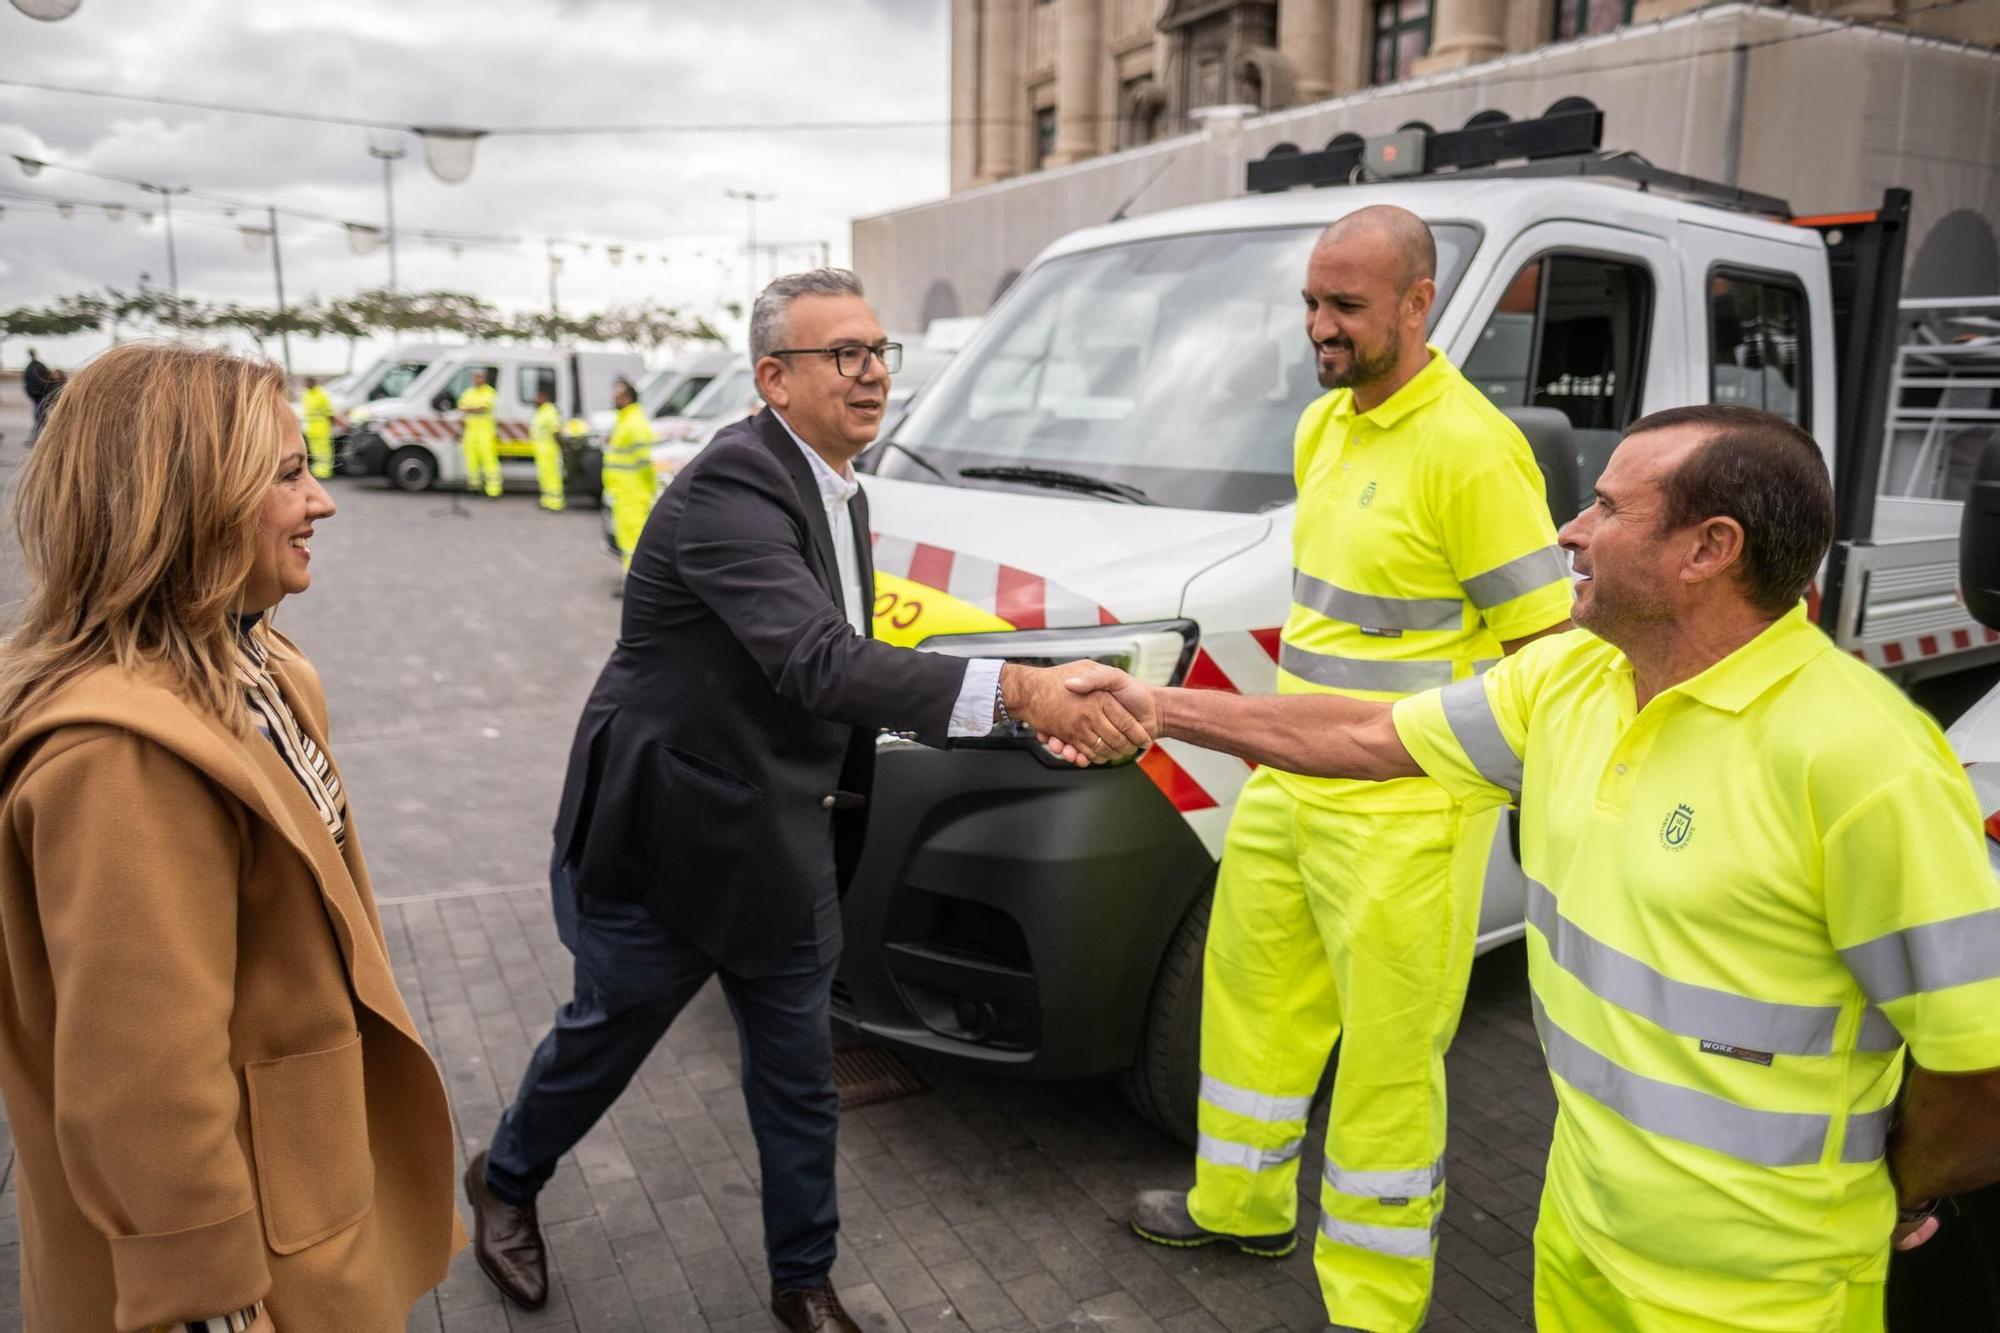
top-left (603, 403), bottom-right (657, 492)
top-left (457, 383), bottom-right (497, 424)
top-left (531, 401), bottom-right (561, 448)
top-left (1393, 607), bottom-right (2000, 1313)
top-left (301, 385), bottom-right (333, 433)
top-left (1274, 344), bottom-right (1571, 812)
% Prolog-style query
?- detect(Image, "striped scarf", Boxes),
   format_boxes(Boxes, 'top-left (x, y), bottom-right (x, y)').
top-left (236, 627), bottom-right (347, 851)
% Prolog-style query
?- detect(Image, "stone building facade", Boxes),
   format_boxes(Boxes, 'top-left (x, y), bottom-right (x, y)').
top-left (950, 0), bottom-right (1998, 189)
top-left (866, 2), bottom-right (1998, 330)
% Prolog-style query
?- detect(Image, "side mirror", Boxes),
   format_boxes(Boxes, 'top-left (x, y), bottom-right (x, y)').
top-left (432, 392), bottom-right (455, 413)
top-left (1961, 432), bottom-right (2000, 630)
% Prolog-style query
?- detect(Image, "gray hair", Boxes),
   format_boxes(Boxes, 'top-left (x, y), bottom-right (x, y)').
top-left (749, 268), bottom-right (865, 366)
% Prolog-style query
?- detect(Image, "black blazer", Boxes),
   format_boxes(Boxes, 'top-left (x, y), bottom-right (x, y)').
top-left (552, 409), bottom-right (970, 976)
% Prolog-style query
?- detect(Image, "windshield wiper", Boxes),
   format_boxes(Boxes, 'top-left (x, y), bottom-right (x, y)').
top-left (866, 438), bottom-right (950, 484)
top-left (958, 465), bottom-right (1154, 505)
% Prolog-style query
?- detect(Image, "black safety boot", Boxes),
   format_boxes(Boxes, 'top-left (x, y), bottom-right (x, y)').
top-left (1129, 1188), bottom-right (1297, 1257)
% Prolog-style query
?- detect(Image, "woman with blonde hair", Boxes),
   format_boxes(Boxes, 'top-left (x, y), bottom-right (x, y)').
top-left (0, 343), bottom-right (463, 1331)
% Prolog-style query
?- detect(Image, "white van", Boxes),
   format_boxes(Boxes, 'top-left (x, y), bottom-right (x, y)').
top-left (343, 345), bottom-right (642, 494)
top-left (582, 344), bottom-right (737, 440)
top-left (834, 106), bottom-right (2000, 1142)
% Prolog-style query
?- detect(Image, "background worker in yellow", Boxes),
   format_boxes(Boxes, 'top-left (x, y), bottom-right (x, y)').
top-left (530, 387), bottom-right (566, 512)
top-left (300, 375), bottom-right (335, 480)
top-left (1126, 204), bottom-right (1573, 1332)
top-left (458, 368), bottom-right (502, 498)
top-left (602, 376), bottom-right (657, 569)
top-left (1070, 405), bottom-right (2000, 1333)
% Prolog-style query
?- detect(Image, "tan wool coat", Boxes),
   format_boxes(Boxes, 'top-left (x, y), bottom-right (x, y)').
top-left (0, 633), bottom-right (465, 1332)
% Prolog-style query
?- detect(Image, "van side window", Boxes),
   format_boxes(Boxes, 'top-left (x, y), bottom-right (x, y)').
top-left (445, 366), bottom-right (501, 399)
top-left (519, 366), bottom-right (558, 405)
top-left (1462, 253), bottom-right (1651, 495)
top-left (1708, 271), bottom-right (1808, 428)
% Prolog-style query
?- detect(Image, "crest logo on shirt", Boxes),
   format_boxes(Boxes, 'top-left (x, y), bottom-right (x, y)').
top-left (1660, 803), bottom-right (1695, 850)
top-left (1359, 481), bottom-right (1377, 508)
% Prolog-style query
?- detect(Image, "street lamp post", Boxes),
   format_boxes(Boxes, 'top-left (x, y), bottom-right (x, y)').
top-left (136, 181), bottom-right (189, 329)
top-left (368, 143), bottom-right (407, 290)
top-left (267, 204), bottom-right (292, 376)
top-left (724, 188), bottom-right (772, 320)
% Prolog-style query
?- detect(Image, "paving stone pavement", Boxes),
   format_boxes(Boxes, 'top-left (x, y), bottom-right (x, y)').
top-left (0, 390), bottom-right (1559, 1331)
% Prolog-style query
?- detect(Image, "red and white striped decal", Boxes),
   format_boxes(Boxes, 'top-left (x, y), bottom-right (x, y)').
top-left (376, 417), bottom-right (532, 444)
top-left (870, 534), bottom-right (1118, 629)
top-left (1851, 626), bottom-right (2000, 668)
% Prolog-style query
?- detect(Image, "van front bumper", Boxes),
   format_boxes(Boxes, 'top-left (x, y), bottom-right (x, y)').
top-left (345, 429), bottom-right (388, 475)
top-left (834, 740), bottom-right (1213, 1079)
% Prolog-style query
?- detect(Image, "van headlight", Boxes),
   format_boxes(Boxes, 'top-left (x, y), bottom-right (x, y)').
top-left (918, 619), bottom-right (1198, 686)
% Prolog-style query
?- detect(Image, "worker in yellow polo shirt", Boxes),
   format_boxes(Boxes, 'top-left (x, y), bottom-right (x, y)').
top-left (1067, 404), bottom-right (2000, 1332)
top-left (300, 375), bottom-right (335, 480)
top-left (1125, 204), bottom-right (1572, 1333)
top-left (458, 369), bottom-right (502, 498)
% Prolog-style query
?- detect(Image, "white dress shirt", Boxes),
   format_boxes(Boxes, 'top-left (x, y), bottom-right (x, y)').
top-left (773, 411), bottom-right (1002, 738)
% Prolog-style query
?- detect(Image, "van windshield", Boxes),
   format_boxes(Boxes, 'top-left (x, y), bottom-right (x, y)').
top-left (884, 222), bottom-right (1478, 512)
top-left (368, 359), bottom-right (430, 401)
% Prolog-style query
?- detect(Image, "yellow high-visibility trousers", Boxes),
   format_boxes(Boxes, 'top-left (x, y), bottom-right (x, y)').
top-left (1533, 1190), bottom-right (1886, 1333)
top-left (1186, 767), bottom-right (1494, 1332)
top-left (603, 471), bottom-right (656, 570)
top-left (533, 438), bottom-right (567, 511)
top-left (462, 422), bottom-right (502, 497)
top-left (306, 425), bottom-right (334, 480)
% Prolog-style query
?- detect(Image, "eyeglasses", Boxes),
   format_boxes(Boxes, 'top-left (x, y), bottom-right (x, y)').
top-left (770, 341), bottom-right (902, 378)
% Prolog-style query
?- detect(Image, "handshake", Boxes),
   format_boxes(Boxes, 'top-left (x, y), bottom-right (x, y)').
top-left (998, 662), bottom-right (1159, 766)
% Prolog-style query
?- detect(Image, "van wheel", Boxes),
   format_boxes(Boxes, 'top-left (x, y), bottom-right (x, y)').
top-left (1118, 882), bottom-right (1211, 1147)
top-left (386, 446), bottom-right (437, 493)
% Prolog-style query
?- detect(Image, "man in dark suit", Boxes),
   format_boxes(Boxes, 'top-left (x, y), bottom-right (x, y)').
top-left (23, 349), bottom-right (51, 443)
top-left (463, 269), bottom-right (1147, 1332)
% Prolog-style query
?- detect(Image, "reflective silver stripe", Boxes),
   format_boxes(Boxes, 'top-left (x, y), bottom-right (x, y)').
top-left (1291, 570), bottom-right (1462, 632)
top-left (1839, 908), bottom-right (2000, 1003)
top-left (1856, 1006), bottom-right (1903, 1053)
top-left (1317, 1211), bottom-right (1441, 1260)
top-left (1527, 880), bottom-right (1842, 1056)
top-left (1279, 643), bottom-right (1453, 693)
top-left (1533, 995), bottom-right (1832, 1167)
top-left (1439, 677), bottom-right (1521, 795)
top-left (1197, 1132), bottom-right (1304, 1173)
top-left (1462, 545), bottom-right (1570, 609)
top-left (1841, 1105), bottom-right (1895, 1164)
top-left (1323, 1157), bottom-right (1445, 1200)
top-left (1199, 1075), bottom-right (1313, 1125)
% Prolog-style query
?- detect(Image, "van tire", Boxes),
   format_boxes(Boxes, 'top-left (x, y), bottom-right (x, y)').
top-left (1117, 881), bottom-right (1211, 1147)
top-left (386, 446), bottom-right (437, 493)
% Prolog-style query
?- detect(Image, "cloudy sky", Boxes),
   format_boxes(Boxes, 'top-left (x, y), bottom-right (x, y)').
top-left (1, 0), bottom-right (950, 370)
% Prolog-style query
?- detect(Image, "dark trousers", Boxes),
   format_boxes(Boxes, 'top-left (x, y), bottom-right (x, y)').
top-left (486, 854), bottom-right (843, 1289)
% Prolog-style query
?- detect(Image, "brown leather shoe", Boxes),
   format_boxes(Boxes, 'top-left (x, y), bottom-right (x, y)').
top-left (463, 1150), bottom-right (548, 1310)
top-left (771, 1279), bottom-right (861, 1333)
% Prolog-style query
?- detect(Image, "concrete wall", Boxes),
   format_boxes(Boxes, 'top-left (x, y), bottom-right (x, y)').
top-left (862, 3), bottom-right (2000, 329)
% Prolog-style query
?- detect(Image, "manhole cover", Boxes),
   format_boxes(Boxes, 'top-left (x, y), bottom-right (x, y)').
top-left (832, 1044), bottom-right (926, 1109)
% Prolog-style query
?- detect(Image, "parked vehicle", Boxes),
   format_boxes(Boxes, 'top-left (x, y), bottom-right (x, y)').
top-left (581, 344), bottom-right (737, 439)
top-left (291, 343), bottom-right (449, 463)
top-left (343, 345), bottom-right (642, 494)
top-left (336, 343), bottom-right (451, 414)
top-left (837, 103), bottom-right (2000, 1143)
top-left (647, 364), bottom-right (765, 482)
